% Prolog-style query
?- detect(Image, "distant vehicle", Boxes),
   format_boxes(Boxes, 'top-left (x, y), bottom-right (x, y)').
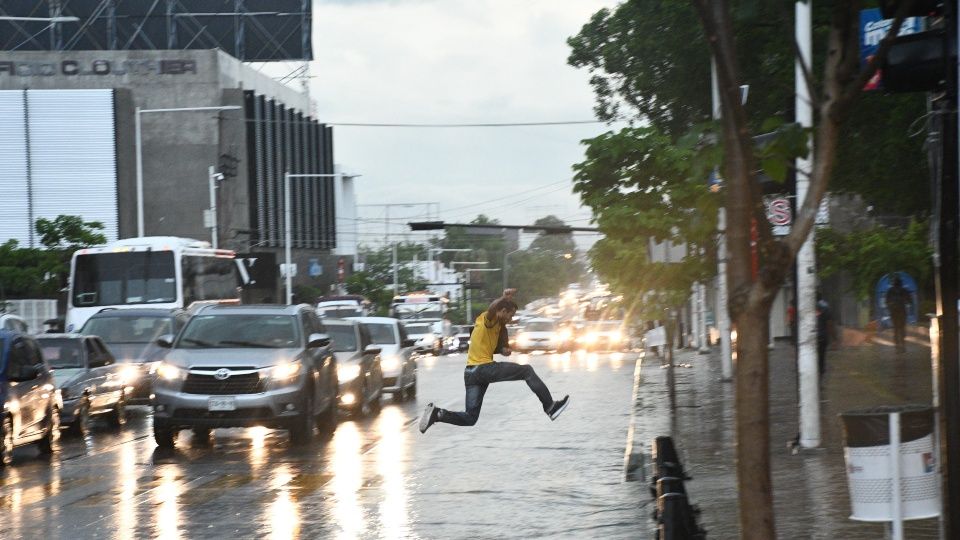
top-left (0, 330), bottom-right (60, 465)
top-left (445, 325), bottom-right (473, 353)
top-left (402, 321), bottom-right (442, 356)
top-left (151, 304), bottom-right (339, 447)
top-left (514, 318), bottom-right (562, 353)
top-left (79, 308), bottom-right (190, 403)
top-left (36, 334), bottom-right (127, 435)
top-left (66, 236), bottom-right (244, 333)
top-left (316, 295), bottom-right (370, 319)
top-left (390, 293), bottom-right (448, 322)
top-left (577, 320), bottom-right (628, 351)
top-left (0, 314), bottom-right (29, 334)
top-left (350, 317), bottom-right (417, 401)
top-left (323, 319), bottom-right (384, 415)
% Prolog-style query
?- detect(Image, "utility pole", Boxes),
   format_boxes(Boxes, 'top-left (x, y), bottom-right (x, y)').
top-left (712, 57), bottom-right (733, 380)
top-left (392, 242), bottom-right (399, 295)
top-left (795, 0), bottom-right (820, 449)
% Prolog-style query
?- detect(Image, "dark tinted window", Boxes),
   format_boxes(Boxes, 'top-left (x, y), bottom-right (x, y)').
top-left (179, 314), bottom-right (299, 349)
top-left (326, 325), bottom-right (358, 352)
top-left (39, 339), bottom-right (84, 368)
top-left (73, 252), bottom-right (176, 307)
top-left (365, 323), bottom-right (397, 345)
top-left (181, 256), bottom-right (241, 306)
top-left (81, 315), bottom-right (173, 344)
top-left (7, 339), bottom-right (35, 379)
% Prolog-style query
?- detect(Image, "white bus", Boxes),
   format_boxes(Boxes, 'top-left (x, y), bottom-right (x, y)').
top-left (389, 293), bottom-right (448, 322)
top-left (65, 237), bottom-right (244, 332)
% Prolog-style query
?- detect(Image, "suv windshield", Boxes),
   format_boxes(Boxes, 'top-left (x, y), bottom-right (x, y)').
top-left (525, 321), bottom-right (555, 332)
top-left (404, 323), bottom-right (431, 335)
top-left (365, 323), bottom-right (397, 345)
top-left (325, 325), bottom-right (358, 352)
top-left (81, 316), bottom-right (173, 344)
top-left (178, 314), bottom-right (299, 349)
top-left (39, 339), bottom-right (84, 368)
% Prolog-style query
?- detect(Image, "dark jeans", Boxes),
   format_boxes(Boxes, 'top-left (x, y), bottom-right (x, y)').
top-left (436, 362), bottom-right (554, 427)
top-left (891, 313), bottom-right (907, 350)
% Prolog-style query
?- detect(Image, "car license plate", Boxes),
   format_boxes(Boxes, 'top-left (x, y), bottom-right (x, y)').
top-left (208, 397), bottom-right (236, 411)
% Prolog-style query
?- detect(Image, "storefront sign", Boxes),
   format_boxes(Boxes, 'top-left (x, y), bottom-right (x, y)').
top-left (0, 58), bottom-right (197, 77)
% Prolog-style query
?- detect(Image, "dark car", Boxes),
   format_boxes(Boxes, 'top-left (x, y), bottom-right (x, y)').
top-left (324, 319), bottom-right (384, 416)
top-left (37, 334), bottom-right (127, 435)
top-left (151, 305), bottom-right (339, 447)
top-left (0, 330), bottom-right (61, 465)
top-left (79, 308), bottom-right (190, 403)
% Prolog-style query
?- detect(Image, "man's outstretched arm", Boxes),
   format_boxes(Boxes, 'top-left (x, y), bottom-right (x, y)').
top-left (483, 288), bottom-right (517, 326)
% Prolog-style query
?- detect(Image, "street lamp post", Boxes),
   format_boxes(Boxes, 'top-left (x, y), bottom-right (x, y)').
top-left (502, 248), bottom-right (524, 290)
top-left (465, 268), bottom-right (500, 322)
top-left (134, 105), bottom-right (242, 238)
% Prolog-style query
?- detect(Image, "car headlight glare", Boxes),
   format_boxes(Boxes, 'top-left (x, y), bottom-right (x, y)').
top-left (517, 334), bottom-right (531, 346)
top-left (559, 329), bottom-right (573, 341)
top-left (156, 362), bottom-right (185, 381)
top-left (381, 355), bottom-right (401, 371)
top-left (271, 361), bottom-right (302, 381)
top-left (611, 331), bottom-right (623, 342)
top-left (422, 334), bottom-right (435, 345)
top-left (119, 364), bottom-right (140, 384)
top-left (580, 332), bottom-right (598, 344)
top-left (338, 363), bottom-right (361, 381)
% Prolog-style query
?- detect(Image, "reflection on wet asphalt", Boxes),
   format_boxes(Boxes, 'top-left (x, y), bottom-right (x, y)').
top-left (0, 352), bottom-right (645, 539)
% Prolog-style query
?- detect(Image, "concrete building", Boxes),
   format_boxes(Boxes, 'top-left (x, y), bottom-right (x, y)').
top-left (0, 49), bottom-right (357, 298)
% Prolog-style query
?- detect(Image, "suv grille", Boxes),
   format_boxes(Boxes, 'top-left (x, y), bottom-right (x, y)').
top-left (182, 368), bottom-right (264, 395)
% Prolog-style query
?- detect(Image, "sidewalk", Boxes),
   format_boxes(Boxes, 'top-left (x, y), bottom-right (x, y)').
top-left (631, 330), bottom-right (940, 538)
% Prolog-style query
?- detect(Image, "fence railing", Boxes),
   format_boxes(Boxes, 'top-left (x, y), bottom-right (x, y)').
top-left (650, 436), bottom-right (706, 540)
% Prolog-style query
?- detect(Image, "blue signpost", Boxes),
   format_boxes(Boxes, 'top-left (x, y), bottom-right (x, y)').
top-left (859, 8), bottom-right (922, 90)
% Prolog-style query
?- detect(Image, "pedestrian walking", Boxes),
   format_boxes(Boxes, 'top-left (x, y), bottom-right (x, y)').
top-left (817, 296), bottom-right (834, 377)
top-left (419, 288), bottom-right (569, 433)
top-left (885, 275), bottom-right (911, 353)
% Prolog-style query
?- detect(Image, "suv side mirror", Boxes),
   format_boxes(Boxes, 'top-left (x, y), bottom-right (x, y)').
top-left (401, 338), bottom-right (416, 348)
top-left (308, 333), bottom-right (331, 348)
top-left (364, 344), bottom-right (382, 356)
top-left (155, 334), bottom-right (175, 349)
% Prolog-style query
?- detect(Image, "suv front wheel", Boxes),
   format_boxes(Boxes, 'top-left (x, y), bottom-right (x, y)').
top-left (154, 422), bottom-right (178, 448)
top-left (37, 406), bottom-right (60, 454)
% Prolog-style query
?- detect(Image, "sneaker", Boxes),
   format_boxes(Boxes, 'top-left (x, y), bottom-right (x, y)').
top-left (547, 395), bottom-right (570, 421)
top-left (419, 403), bottom-right (438, 433)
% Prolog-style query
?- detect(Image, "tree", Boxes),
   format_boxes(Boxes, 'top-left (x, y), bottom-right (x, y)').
top-left (346, 242), bottom-right (429, 314)
top-left (506, 216), bottom-right (586, 306)
top-left (36, 215), bottom-right (106, 250)
top-left (571, 1), bottom-right (915, 536)
top-left (431, 215), bottom-right (507, 304)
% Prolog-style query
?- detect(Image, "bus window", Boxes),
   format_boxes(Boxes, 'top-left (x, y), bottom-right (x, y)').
top-left (73, 252), bottom-right (176, 307)
top-left (181, 256), bottom-right (241, 306)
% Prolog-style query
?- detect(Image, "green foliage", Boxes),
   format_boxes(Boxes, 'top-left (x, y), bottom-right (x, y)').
top-left (817, 221), bottom-right (933, 300)
top-left (345, 242), bottom-right (428, 314)
top-left (36, 215), bottom-right (106, 250)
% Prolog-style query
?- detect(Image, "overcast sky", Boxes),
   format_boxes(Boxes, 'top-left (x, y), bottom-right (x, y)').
top-left (304, 0), bottom-right (621, 249)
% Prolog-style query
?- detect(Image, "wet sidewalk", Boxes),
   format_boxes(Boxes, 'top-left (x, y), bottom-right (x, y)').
top-left (630, 330), bottom-right (940, 538)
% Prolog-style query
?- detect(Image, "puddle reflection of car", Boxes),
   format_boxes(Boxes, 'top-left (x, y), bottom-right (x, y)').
top-left (37, 334), bottom-right (127, 435)
top-left (514, 318), bottom-right (562, 353)
top-left (324, 319), bottom-right (384, 415)
top-left (0, 330), bottom-right (60, 465)
top-left (79, 308), bottom-right (190, 404)
top-left (402, 322), bottom-right (442, 356)
top-left (350, 317), bottom-right (417, 401)
top-left (577, 320), bottom-right (628, 351)
top-left (151, 305), bottom-right (339, 448)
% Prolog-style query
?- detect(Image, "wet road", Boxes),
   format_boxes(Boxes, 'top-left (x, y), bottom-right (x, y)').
top-left (0, 351), bottom-right (645, 539)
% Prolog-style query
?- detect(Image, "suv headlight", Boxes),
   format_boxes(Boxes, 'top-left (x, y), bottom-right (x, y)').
top-left (338, 363), bottom-right (361, 381)
top-left (271, 360), bottom-right (302, 381)
top-left (156, 362), bottom-right (185, 381)
top-left (381, 355), bottom-right (400, 371)
top-left (517, 334), bottom-right (531, 346)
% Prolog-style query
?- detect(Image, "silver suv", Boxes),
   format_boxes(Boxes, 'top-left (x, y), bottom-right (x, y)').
top-left (151, 304), bottom-right (338, 447)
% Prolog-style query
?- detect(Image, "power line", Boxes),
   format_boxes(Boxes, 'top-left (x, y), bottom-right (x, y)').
top-left (324, 120), bottom-right (606, 128)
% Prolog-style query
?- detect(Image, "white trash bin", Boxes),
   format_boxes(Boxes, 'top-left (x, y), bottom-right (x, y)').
top-left (840, 405), bottom-right (939, 524)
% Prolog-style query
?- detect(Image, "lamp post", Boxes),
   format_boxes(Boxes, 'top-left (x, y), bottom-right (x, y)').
top-left (465, 268), bottom-right (500, 322)
top-left (134, 105), bottom-right (242, 237)
top-left (502, 248), bottom-right (524, 290)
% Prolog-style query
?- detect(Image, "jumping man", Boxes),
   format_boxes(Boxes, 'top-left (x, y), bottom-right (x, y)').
top-left (419, 288), bottom-right (570, 433)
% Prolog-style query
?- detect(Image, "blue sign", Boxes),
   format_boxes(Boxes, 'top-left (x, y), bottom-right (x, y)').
top-left (308, 259), bottom-right (322, 277)
top-left (860, 8), bottom-right (922, 66)
top-left (875, 272), bottom-right (918, 329)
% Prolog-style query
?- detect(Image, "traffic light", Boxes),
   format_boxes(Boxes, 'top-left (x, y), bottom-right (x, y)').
top-left (881, 30), bottom-right (956, 93)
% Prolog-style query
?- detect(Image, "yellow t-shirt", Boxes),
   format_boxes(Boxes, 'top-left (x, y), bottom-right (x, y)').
top-left (466, 313), bottom-right (501, 366)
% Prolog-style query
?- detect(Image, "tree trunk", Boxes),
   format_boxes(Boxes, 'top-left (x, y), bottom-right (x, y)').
top-left (735, 301), bottom-right (774, 538)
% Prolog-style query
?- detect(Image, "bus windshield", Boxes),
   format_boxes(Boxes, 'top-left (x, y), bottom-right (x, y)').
top-left (393, 304), bottom-right (442, 320)
top-left (73, 252), bottom-right (177, 307)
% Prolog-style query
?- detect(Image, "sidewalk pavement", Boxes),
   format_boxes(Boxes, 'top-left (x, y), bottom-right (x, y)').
top-left (631, 328), bottom-right (940, 538)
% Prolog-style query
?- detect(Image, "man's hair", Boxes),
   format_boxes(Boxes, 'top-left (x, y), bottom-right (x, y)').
top-left (491, 298), bottom-right (518, 313)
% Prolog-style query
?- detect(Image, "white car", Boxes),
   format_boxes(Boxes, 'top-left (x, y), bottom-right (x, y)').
top-left (0, 314), bottom-right (29, 333)
top-left (402, 321), bottom-right (442, 356)
top-left (350, 317), bottom-right (418, 400)
top-left (514, 318), bottom-right (562, 352)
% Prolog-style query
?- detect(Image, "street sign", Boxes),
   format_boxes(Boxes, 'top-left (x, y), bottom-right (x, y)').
top-left (308, 259), bottom-right (322, 277)
top-left (860, 8), bottom-right (923, 90)
top-left (765, 196), bottom-right (792, 236)
top-left (280, 263), bottom-right (297, 278)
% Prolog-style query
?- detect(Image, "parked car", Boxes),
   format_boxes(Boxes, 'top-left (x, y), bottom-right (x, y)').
top-left (349, 317), bottom-right (417, 401)
top-left (514, 318), bottom-right (562, 353)
top-left (36, 334), bottom-right (127, 435)
top-left (402, 321), bottom-right (442, 356)
top-left (324, 319), bottom-right (384, 415)
top-left (79, 308), bottom-right (190, 403)
top-left (0, 314), bottom-right (29, 333)
top-left (151, 304), bottom-right (339, 447)
top-left (445, 325), bottom-right (473, 353)
top-left (0, 330), bottom-right (60, 465)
